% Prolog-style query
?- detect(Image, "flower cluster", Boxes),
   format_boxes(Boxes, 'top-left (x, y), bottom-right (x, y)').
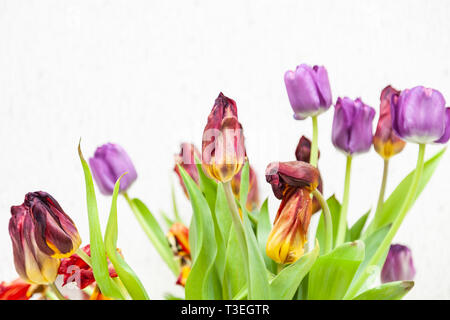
top-left (2, 63), bottom-right (448, 300)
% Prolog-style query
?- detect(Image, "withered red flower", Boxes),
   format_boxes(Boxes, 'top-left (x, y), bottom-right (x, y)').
top-left (174, 143), bottom-right (201, 197)
top-left (167, 223), bottom-right (191, 287)
top-left (58, 245), bottom-right (118, 289)
top-left (0, 279), bottom-right (32, 300)
top-left (202, 93), bottom-right (247, 182)
top-left (373, 86), bottom-right (406, 159)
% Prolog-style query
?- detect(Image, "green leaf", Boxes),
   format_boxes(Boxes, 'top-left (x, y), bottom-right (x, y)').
top-left (350, 210), bottom-right (370, 241)
top-left (239, 161), bottom-right (250, 209)
top-left (270, 240), bottom-right (320, 300)
top-left (243, 211), bottom-right (270, 300)
top-left (171, 182), bottom-right (182, 223)
top-left (105, 175), bottom-right (150, 300)
top-left (159, 210), bottom-right (175, 229)
top-left (78, 143), bottom-right (123, 299)
top-left (365, 148), bottom-right (446, 237)
top-left (128, 198), bottom-right (179, 276)
top-left (178, 166), bottom-right (218, 299)
top-left (353, 281), bottom-right (414, 300)
top-left (222, 228), bottom-right (247, 299)
top-left (195, 162), bottom-right (218, 211)
top-left (215, 183), bottom-right (232, 245)
top-left (308, 240), bottom-right (365, 300)
top-left (256, 198), bottom-right (277, 274)
top-left (316, 195), bottom-right (343, 253)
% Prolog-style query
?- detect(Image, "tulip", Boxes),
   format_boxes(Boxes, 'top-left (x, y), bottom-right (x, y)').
top-left (332, 97), bottom-right (376, 154)
top-left (265, 161), bottom-right (320, 264)
top-left (0, 279), bottom-right (32, 300)
top-left (373, 86), bottom-right (407, 159)
top-left (9, 192), bottom-right (81, 284)
top-left (391, 86), bottom-right (449, 144)
top-left (265, 161), bottom-right (320, 200)
top-left (89, 143), bottom-right (138, 195)
top-left (435, 108), bottom-right (450, 143)
top-left (266, 188), bottom-right (313, 264)
top-left (295, 136), bottom-right (323, 213)
top-left (58, 245), bottom-right (118, 289)
top-left (381, 244), bottom-right (416, 283)
top-left (167, 223), bottom-right (191, 287)
top-left (176, 266), bottom-right (191, 287)
top-left (202, 93), bottom-right (246, 182)
top-left (284, 64), bottom-right (333, 120)
top-left (174, 143), bottom-right (201, 197)
top-left (231, 165), bottom-right (260, 211)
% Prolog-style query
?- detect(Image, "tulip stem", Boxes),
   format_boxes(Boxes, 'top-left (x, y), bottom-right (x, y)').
top-left (336, 155), bottom-right (352, 246)
top-left (310, 116), bottom-right (319, 167)
top-left (223, 181), bottom-right (249, 277)
top-left (344, 144), bottom-right (426, 299)
top-left (76, 248), bottom-right (92, 268)
top-left (312, 189), bottom-right (333, 254)
top-left (49, 283), bottom-right (67, 300)
top-left (364, 159), bottom-right (389, 238)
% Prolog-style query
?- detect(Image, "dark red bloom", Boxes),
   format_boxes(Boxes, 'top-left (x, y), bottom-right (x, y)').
top-left (58, 245), bottom-right (118, 289)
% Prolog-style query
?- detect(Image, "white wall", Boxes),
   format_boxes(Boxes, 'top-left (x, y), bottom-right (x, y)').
top-left (0, 0), bottom-right (449, 299)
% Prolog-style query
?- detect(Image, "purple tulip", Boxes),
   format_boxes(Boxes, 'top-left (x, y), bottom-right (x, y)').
top-left (332, 97), bottom-right (376, 154)
top-left (391, 86), bottom-right (449, 144)
top-left (284, 64), bottom-right (332, 120)
top-left (89, 143), bottom-right (138, 195)
top-left (381, 244), bottom-right (416, 283)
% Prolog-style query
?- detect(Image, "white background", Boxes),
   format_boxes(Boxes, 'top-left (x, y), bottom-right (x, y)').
top-left (1, 0), bottom-right (449, 299)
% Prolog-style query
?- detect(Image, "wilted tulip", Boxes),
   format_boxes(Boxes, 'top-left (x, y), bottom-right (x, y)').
top-left (231, 165), bottom-right (260, 211)
top-left (391, 86), bottom-right (449, 144)
top-left (265, 161), bottom-right (320, 264)
top-left (58, 245), bottom-right (118, 289)
top-left (174, 143), bottom-right (201, 197)
top-left (266, 188), bottom-right (312, 264)
top-left (0, 279), bottom-right (32, 300)
top-left (284, 64), bottom-right (332, 120)
top-left (89, 143), bottom-right (138, 195)
top-left (202, 93), bottom-right (246, 182)
top-left (295, 136), bottom-right (323, 213)
top-left (167, 223), bottom-right (191, 287)
top-left (373, 86), bottom-right (407, 159)
top-left (9, 192), bottom-right (81, 284)
top-left (332, 97), bottom-right (376, 154)
top-left (381, 244), bottom-right (416, 283)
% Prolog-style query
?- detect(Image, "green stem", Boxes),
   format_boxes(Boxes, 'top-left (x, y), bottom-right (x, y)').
top-left (310, 116), bottom-right (319, 167)
top-left (364, 159), bottom-right (389, 238)
top-left (344, 144), bottom-right (426, 299)
top-left (76, 248), bottom-right (92, 268)
top-left (223, 181), bottom-right (249, 274)
top-left (312, 189), bottom-right (333, 254)
top-left (49, 283), bottom-right (67, 300)
top-left (336, 155), bottom-right (352, 246)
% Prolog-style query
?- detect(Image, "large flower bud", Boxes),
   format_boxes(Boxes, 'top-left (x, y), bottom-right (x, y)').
top-left (89, 143), bottom-right (138, 195)
top-left (266, 187), bottom-right (313, 264)
top-left (173, 143), bottom-right (201, 197)
top-left (284, 64), bottom-right (333, 120)
top-left (381, 244), bottom-right (416, 283)
top-left (373, 86), bottom-right (407, 159)
top-left (9, 192), bottom-right (81, 284)
top-left (202, 93), bottom-right (246, 182)
top-left (332, 97), bottom-right (376, 155)
top-left (391, 86), bottom-right (449, 144)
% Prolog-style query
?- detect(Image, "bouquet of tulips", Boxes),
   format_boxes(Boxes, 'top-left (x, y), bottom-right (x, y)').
top-left (2, 64), bottom-right (449, 301)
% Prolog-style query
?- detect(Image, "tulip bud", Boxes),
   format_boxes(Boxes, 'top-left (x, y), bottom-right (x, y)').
top-left (202, 93), bottom-right (247, 182)
top-left (9, 192), bottom-right (81, 284)
top-left (381, 244), bottom-right (416, 283)
top-left (266, 188), bottom-right (312, 264)
top-left (373, 86), bottom-right (407, 159)
top-left (89, 143), bottom-right (138, 195)
top-left (231, 165), bottom-right (260, 211)
top-left (391, 86), bottom-right (449, 144)
top-left (265, 161), bottom-right (320, 199)
top-left (284, 64), bottom-right (332, 120)
top-left (174, 143), bottom-right (201, 197)
top-left (332, 97), bottom-right (376, 155)
top-left (295, 136), bottom-right (323, 213)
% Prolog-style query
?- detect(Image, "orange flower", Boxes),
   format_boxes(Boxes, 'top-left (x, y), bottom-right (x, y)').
top-left (0, 279), bottom-right (32, 300)
top-left (167, 222), bottom-right (191, 287)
